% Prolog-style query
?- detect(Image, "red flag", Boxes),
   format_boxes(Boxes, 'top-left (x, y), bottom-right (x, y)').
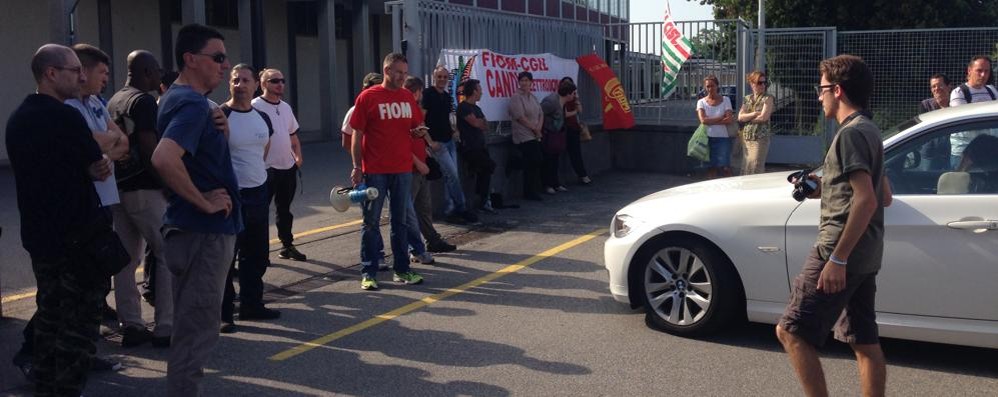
top-left (576, 53), bottom-right (635, 130)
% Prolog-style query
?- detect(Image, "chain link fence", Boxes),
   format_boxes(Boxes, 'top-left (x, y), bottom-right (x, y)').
top-left (751, 28), bottom-right (835, 137)
top-left (838, 28), bottom-right (998, 130)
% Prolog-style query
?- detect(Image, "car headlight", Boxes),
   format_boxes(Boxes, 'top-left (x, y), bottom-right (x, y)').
top-left (612, 214), bottom-right (637, 238)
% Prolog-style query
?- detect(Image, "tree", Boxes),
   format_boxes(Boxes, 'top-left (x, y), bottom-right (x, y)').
top-left (690, 0), bottom-right (998, 30)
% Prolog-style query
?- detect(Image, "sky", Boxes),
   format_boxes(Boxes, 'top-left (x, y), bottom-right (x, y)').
top-left (629, 0), bottom-right (714, 23)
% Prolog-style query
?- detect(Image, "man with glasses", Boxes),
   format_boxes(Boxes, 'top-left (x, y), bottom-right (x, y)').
top-left (151, 24), bottom-right (242, 396)
top-left (777, 55), bottom-right (892, 397)
top-left (422, 66), bottom-right (478, 225)
top-left (253, 68), bottom-right (307, 261)
top-left (7, 43), bottom-right (113, 397)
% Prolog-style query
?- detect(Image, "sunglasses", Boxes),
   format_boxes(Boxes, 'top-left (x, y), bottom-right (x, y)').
top-left (194, 52), bottom-right (227, 64)
top-left (755, 80), bottom-right (769, 86)
top-left (267, 78), bottom-right (286, 84)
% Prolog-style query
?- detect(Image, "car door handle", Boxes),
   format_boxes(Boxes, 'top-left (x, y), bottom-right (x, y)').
top-left (946, 220), bottom-right (998, 231)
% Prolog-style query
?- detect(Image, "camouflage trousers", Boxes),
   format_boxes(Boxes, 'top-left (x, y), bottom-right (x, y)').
top-left (31, 258), bottom-right (106, 397)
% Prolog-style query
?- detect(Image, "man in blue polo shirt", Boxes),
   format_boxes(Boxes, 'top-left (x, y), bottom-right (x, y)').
top-left (150, 24), bottom-right (241, 397)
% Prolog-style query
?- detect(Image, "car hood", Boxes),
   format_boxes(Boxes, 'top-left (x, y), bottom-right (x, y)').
top-left (632, 172), bottom-right (796, 205)
top-left (618, 171), bottom-right (805, 236)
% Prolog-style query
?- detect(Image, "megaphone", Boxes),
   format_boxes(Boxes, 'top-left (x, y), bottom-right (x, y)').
top-left (329, 184), bottom-right (379, 212)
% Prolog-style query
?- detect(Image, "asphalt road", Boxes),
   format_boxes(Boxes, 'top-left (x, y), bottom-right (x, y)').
top-left (1, 141), bottom-right (996, 396)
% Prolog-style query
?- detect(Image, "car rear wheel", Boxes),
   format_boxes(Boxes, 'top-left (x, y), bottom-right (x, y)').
top-left (636, 237), bottom-right (741, 336)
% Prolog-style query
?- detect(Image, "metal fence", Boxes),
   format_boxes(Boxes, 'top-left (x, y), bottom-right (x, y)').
top-left (838, 28), bottom-right (998, 130)
top-left (605, 20), bottom-right (751, 126)
top-left (750, 28), bottom-right (836, 137)
top-left (388, 0), bottom-right (606, 126)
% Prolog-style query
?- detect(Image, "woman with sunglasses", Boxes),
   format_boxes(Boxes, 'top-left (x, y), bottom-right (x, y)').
top-left (738, 70), bottom-right (775, 174)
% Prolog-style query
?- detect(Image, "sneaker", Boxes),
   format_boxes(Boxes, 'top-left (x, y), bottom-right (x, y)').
top-left (393, 271), bottom-right (424, 285)
top-left (555, 186), bottom-right (568, 192)
top-left (361, 276), bottom-right (379, 290)
top-left (480, 201), bottom-right (498, 214)
top-left (120, 325), bottom-right (152, 348)
top-left (580, 176), bottom-right (592, 185)
top-left (141, 290), bottom-right (156, 307)
top-left (410, 252), bottom-right (434, 264)
top-left (426, 240), bottom-right (457, 253)
top-left (239, 306), bottom-right (281, 320)
top-left (278, 245), bottom-right (307, 261)
top-left (91, 356), bottom-right (122, 372)
top-left (220, 322), bottom-right (237, 334)
top-left (544, 187), bottom-right (556, 195)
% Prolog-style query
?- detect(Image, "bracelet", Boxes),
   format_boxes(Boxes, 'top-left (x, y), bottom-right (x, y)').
top-left (829, 254), bottom-right (848, 266)
top-left (352, 166), bottom-right (360, 170)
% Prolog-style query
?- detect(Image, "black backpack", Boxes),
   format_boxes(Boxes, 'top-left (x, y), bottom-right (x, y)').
top-left (958, 83), bottom-right (997, 103)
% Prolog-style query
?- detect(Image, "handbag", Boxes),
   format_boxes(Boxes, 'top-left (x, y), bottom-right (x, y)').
top-left (579, 123), bottom-right (592, 141)
top-left (69, 221), bottom-right (131, 279)
top-left (726, 120), bottom-right (740, 138)
top-left (687, 124), bottom-right (710, 162)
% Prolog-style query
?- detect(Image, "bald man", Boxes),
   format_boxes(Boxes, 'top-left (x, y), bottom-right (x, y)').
top-left (6, 43), bottom-right (112, 397)
top-left (107, 49), bottom-right (173, 348)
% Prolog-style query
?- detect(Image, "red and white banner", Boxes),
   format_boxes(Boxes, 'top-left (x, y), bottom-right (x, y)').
top-left (577, 53), bottom-right (635, 130)
top-left (437, 49), bottom-right (579, 121)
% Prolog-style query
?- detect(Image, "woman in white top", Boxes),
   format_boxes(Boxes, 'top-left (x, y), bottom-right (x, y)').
top-left (696, 74), bottom-right (734, 178)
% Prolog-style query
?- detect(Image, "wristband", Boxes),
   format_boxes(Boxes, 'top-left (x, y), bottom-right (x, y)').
top-left (829, 254), bottom-right (847, 266)
top-left (352, 166), bottom-right (361, 170)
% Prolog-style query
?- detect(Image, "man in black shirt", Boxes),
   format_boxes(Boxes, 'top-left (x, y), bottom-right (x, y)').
top-left (6, 43), bottom-right (112, 397)
top-left (107, 49), bottom-right (173, 347)
top-left (456, 79), bottom-right (496, 213)
top-left (422, 66), bottom-right (477, 224)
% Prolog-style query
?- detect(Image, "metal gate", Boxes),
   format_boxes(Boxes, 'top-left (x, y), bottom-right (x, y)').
top-left (605, 20), bottom-right (752, 126)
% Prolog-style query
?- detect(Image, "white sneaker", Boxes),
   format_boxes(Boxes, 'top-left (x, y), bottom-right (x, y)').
top-left (545, 187), bottom-right (556, 195)
top-left (410, 252), bottom-right (435, 264)
top-left (555, 186), bottom-right (568, 192)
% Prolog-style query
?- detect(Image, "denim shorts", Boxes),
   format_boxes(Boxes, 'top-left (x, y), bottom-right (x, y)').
top-left (708, 137), bottom-right (732, 167)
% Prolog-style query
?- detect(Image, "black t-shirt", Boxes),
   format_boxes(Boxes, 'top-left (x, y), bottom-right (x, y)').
top-left (421, 87), bottom-right (453, 142)
top-left (107, 86), bottom-right (161, 191)
top-left (457, 101), bottom-right (486, 151)
top-left (6, 94), bottom-right (105, 262)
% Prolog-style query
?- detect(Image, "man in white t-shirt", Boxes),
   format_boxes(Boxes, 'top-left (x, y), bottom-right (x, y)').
top-left (950, 56), bottom-right (997, 106)
top-left (948, 56), bottom-right (997, 165)
top-left (252, 68), bottom-right (306, 261)
top-left (221, 64), bottom-right (279, 331)
top-left (64, 43), bottom-right (131, 367)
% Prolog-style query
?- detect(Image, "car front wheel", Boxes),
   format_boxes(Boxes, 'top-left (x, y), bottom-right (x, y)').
top-left (636, 237), bottom-right (741, 336)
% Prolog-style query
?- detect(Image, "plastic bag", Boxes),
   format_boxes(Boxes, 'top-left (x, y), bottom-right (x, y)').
top-left (687, 124), bottom-right (710, 162)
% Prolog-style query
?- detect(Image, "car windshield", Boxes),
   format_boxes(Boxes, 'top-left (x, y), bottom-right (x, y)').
top-left (883, 116), bottom-right (921, 140)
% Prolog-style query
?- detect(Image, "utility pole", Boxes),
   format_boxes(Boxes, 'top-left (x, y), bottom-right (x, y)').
top-left (757, 0), bottom-right (766, 71)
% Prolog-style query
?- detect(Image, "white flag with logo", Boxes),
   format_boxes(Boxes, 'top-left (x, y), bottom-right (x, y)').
top-left (660, 1), bottom-right (694, 99)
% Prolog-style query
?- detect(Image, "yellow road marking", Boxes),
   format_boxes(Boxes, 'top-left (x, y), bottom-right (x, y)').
top-left (1, 219), bottom-right (364, 305)
top-left (269, 228), bottom-right (607, 361)
top-left (268, 220), bottom-right (363, 245)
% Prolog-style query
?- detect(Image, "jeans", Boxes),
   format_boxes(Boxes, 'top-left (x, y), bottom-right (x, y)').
top-left (566, 127), bottom-right (588, 178)
top-left (432, 140), bottom-right (466, 214)
top-left (516, 140), bottom-right (544, 197)
top-left (223, 184), bottom-right (271, 320)
top-left (405, 187), bottom-right (427, 256)
top-left (361, 173), bottom-right (412, 277)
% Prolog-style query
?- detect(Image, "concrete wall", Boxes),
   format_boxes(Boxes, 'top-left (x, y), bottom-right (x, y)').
top-left (0, 2), bottom-right (53, 163)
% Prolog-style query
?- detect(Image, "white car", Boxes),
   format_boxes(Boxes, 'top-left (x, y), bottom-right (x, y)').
top-left (604, 101), bottom-right (998, 349)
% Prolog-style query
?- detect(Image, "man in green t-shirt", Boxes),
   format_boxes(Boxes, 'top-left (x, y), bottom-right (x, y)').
top-left (776, 54), bottom-right (894, 397)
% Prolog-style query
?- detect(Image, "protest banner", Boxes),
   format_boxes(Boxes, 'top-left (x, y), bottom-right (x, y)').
top-left (437, 49), bottom-right (579, 121)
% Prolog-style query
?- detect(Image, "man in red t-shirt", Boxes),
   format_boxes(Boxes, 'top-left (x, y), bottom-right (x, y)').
top-left (349, 53), bottom-right (426, 290)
